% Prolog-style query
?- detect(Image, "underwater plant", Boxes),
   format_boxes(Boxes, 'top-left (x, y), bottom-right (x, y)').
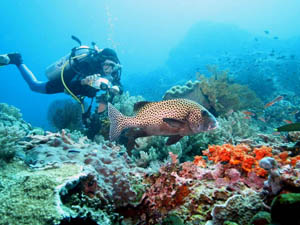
top-left (47, 99), bottom-right (83, 132)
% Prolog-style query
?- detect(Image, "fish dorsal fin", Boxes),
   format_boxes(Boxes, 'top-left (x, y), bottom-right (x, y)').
top-left (133, 101), bottom-right (152, 112)
top-left (163, 118), bottom-right (186, 128)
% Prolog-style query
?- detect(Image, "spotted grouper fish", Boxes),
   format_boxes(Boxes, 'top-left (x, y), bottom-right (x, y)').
top-left (108, 99), bottom-right (218, 147)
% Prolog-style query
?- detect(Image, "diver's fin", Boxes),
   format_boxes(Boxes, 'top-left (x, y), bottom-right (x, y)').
top-left (0, 54), bottom-right (10, 66)
top-left (276, 122), bottom-right (300, 132)
top-left (166, 135), bottom-right (183, 145)
top-left (163, 118), bottom-right (186, 128)
top-left (133, 101), bottom-right (152, 112)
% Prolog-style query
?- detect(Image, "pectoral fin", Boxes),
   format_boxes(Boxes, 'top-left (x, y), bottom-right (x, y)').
top-left (163, 118), bottom-right (186, 128)
top-left (166, 135), bottom-right (183, 145)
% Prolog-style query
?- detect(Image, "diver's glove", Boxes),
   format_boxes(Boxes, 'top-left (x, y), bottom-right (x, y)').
top-left (7, 53), bottom-right (23, 65)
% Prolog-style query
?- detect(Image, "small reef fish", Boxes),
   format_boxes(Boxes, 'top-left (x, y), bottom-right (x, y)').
top-left (242, 111), bottom-right (255, 116)
top-left (108, 99), bottom-right (218, 147)
top-left (264, 96), bottom-right (284, 108)
top-left (290, 110), bottom-right (299, 115)
top-left (283, 119), bottom-right (293, 124)
top-left (258, 117), bottom-right (266, 123)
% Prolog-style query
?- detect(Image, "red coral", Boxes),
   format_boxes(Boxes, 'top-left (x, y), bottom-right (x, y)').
top-left (141, 154), bottom-right (191, 220)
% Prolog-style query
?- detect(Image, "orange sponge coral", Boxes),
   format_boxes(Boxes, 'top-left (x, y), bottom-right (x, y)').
top-left (202, 144), bottom-right (300, 177)
top-left (202, 144), bottom-right (271, 176)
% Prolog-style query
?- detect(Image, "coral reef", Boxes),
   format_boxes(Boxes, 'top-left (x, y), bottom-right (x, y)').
top-left (1, 100), bottom-right (300, 224)
top-left (163, 67), bottom-right (263, 116)
top-left (203, 144), bottom-right (272, 176)
top-left (0, 103), bottom-right (31, 163)
top-left (119, 152), bottom-right (268, 224)
top-left (21, 130), bottom-right (143, 206)
top-left (0, 161), bottom-right (86, 225)
top-left (211, 191), bottom-right (264, 225)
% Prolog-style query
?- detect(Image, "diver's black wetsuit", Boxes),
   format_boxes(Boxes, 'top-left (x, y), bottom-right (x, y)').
top-left (16, 48), bottom-right (122, 98)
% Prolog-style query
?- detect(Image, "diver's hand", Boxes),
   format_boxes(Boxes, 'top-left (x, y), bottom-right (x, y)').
top-left (81, 74), bottom-right (99, 86)
top-left (109, 85), bottom-right (120, 95)
top-left (81, 75), bottom-right (111, 90)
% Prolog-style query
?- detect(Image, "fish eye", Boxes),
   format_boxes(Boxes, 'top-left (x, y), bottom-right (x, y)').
top-left (202, 111), bottom-right (209, 117)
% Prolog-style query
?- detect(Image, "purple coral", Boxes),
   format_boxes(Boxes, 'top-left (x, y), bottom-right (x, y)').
top-left (259, 157), bottom-right (282, 195)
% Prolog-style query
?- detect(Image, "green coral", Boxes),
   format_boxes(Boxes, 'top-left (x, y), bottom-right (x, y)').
top-left (0, 162), bottom-right (86, 225)
top-left (271, 193), bottom-right (300, 225)
top-left (162, 214), bottom-right (185, 225)
top-left (250, 211), bottom-right (271, 225)
top-left (0, 123), bottom-right (25, 163)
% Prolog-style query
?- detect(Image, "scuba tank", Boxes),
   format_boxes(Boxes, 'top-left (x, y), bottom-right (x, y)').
top-left (45, 45), bottom-right (91, 81)
top-left (45, 35), bottom-right (103, 81)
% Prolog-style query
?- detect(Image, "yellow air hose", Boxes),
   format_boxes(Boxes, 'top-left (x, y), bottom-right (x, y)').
top-left (60, 54), bottom-right (88, 113)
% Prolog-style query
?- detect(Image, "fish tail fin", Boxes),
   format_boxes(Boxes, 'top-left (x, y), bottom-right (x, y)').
top-left (108, 103), bottom-right (131, 141)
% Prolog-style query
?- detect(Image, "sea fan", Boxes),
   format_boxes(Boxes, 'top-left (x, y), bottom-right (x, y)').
top-left (47, 99), bottom-right (83, 131)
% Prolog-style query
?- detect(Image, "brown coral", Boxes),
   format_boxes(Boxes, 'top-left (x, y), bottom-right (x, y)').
top-left (163, 66), bottom-right (263, 116)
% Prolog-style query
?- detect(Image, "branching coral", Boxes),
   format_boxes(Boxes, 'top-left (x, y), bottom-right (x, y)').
top-left (0, 103), bottom-right (30, 163)
top-left (0, 123), bottom-right (25, 163)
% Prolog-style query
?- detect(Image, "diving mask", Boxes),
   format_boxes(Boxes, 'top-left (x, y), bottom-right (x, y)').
top-left (102, 60), bottom-right (122, 72)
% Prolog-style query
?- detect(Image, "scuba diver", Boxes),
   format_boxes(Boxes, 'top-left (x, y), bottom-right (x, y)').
top-left (0, 36), bottom-right (123, 138)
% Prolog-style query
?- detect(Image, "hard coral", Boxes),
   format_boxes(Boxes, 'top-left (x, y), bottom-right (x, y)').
top-left (0, 103), bottom-right (31, 163)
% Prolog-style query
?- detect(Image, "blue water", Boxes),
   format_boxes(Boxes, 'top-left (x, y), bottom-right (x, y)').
top-left (1, 0), bottom-right (300, 129)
